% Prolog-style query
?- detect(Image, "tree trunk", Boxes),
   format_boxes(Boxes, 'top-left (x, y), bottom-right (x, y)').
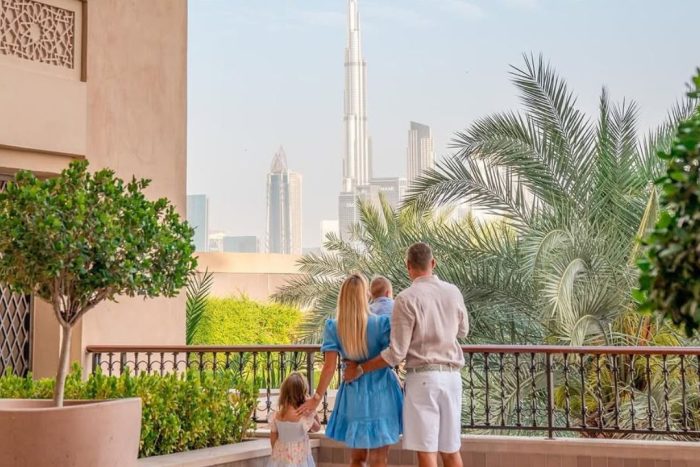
top-left (53, 325), bottom-right (73, 407)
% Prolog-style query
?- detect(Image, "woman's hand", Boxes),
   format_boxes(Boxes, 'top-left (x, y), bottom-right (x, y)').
top-left (297, 393), bottom-right (321, 416)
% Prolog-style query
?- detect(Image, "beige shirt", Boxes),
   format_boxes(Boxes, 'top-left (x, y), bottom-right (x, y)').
top-left (380, 275), bottom-right (469, 368)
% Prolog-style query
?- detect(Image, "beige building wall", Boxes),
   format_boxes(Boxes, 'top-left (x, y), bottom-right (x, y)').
top-left (0, 0), bottom-right (188, 377)
top-left (196, 253), bottom-right (303, 302)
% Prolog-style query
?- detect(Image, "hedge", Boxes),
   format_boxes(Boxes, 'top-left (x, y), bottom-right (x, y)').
top-left (192, 296), bottom-right (302, 345)
top-left (0, 366), bottom-right (257, 458)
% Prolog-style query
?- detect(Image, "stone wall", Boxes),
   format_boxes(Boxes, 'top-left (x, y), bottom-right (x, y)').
top-left (317, 436), bottom-right (700, 467)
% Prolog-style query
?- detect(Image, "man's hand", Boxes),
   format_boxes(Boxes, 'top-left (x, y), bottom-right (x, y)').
top-left (343, 361), bottom-right (360, 382)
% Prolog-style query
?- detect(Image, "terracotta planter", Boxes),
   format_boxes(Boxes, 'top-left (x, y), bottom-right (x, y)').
top-left (0, 398), bottom-right (142, 467)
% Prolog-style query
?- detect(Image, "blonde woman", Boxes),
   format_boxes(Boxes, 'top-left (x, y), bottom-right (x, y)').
top-left (300, 273), bottom-right (403, 467)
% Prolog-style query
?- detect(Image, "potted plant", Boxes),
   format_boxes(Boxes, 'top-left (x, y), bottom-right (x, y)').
top-left (0, 161), bottom-right (196, 466)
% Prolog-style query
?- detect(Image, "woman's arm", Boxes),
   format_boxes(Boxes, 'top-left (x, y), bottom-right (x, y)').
top-left (298, 351), bottom-right (338, 415)
top-left (270, 431), bottom-right (278, 448)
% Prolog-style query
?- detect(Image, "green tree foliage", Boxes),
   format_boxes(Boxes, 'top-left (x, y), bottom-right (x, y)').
top-left (639, 72), bottom-right (700, 336)
top-left (186, 269), bottom-right (214, 345)
top-left (192, 296), bottom-right (302, 345)
top-left (0, 366), bottom-right (256, 457)
top-left (0, 161), bottom-right (196, 406)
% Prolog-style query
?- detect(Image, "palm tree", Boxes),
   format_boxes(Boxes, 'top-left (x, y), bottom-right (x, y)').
top-left (275, 197), bottom-right (543, 344)
top-left (406, 53), bottom-right (692, 346)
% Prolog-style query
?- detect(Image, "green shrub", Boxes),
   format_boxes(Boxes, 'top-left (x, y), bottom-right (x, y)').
top-left (639, 72), bottom-right (700, 336)
top-left (0, 366), bottom-right (257, 458)
top-left (193, 296), bottom-right (302, 345)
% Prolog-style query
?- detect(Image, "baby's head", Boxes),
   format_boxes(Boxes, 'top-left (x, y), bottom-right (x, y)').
top-left (278, 372), bottom-right (309, 411)
top-left (370, 276), bottom-right (393, 301)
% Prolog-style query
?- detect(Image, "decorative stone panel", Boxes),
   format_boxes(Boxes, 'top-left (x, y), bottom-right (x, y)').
top-left (0, 0), bottom-right (76, 69)
top-left (0, 177), bottom-right (33, 377)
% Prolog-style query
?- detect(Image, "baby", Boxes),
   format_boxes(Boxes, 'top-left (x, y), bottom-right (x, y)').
top-left (369, 276), bottom-right (394, 317)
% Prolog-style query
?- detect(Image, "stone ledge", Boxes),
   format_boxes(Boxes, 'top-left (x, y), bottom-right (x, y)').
top-left (138, 439), bottom-right (320, 467)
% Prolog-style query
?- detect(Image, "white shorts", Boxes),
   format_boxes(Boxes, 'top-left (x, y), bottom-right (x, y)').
top-left (403, 370), bottom-right (462, 453)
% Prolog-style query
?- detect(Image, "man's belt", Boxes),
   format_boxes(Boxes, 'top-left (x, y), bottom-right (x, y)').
top-left (405, 364), bottom-right (460, 373)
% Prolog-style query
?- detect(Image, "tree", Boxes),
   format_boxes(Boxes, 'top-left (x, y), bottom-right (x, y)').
top-left (275, 197), bottom-right (541, 344)
top-left (0, 161), bottom-right (196, 406)
top-left (405, 53), bottom-right (692, 346)
top-left (638, 71), bottom-right (700, 336)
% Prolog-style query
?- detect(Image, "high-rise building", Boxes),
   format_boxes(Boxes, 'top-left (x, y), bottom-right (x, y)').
top-left (407, 121), bottom-right (435, 183)
top-left (339, 0), bottom-right (372, 239)
top-left (371, 177), bottom-right (407, 210)
top-left (342, 0), bottom-right (370, 191)
top-left (223, 235), bottom-right (260, 253)
top-left (187, 194), bottom-right (209, 252)
top-left (208, 231), bottom-right (225, 252)
top-left (266, 147), bottom-right (302, 255)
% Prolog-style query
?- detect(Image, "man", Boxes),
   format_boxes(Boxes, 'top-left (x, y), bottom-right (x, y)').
top-left (369, 275), bottom-right (394, 316)
top-left (344, 242), bottom-right (469, 467)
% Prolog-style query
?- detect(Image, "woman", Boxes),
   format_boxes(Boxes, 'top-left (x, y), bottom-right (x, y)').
top-left (300, 273), bottom-right (403, 467)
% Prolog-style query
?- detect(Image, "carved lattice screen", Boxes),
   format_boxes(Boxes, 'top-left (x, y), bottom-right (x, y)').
top-left (0, 177), bottom-right (33, 376)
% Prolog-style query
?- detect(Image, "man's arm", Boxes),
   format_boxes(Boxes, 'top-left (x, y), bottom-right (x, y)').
top-left (344, 295), bottom-right (415, 381)
top-left (457, 290), bottom-right (469, 339)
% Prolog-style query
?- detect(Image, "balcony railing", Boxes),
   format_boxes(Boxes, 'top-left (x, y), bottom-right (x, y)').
top-left (85, 344), bottom-right (700, 440)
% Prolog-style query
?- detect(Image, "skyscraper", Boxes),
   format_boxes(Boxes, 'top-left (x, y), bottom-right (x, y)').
top-left (187, 194), bottom-right (209, 252)
top-left (407, 121), bottom-right (435, 183)
top-left (371, 177), bottom-right (407, 210)
top-left (339, 0), bottom-right (371, 239)
top-left (266, 147), bottom-right (302, 255)
top-left (343, 0), bottom-right (370, 191)
top-left (223, 235), bottom-right (260, 253)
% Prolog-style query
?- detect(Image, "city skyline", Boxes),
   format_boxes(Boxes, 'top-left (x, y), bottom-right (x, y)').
top-left (187, 0), bottom-right (700, 248)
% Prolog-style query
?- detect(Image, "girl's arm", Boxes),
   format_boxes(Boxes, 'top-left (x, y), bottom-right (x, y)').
top-left (309, 414), bottom-right (321, 433)
top-left (269, 412), bottom-right (278, 448)
top-left (298, 351), bottom-right (338, 415)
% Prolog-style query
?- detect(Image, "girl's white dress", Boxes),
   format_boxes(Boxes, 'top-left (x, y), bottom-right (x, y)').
top-left (268, 411), bottom-right (315, 467)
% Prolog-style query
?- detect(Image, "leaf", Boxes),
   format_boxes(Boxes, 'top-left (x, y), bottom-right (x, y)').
top-left (185, 269), bottom-right (214, 345)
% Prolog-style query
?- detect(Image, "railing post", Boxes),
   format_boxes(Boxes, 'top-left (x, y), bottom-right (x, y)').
top-left (91, 352), bottom-right (100, 375)
top-left (545, 352), bottom-right (555, 439)
top-left (306, 351), bottom-right (315, 392)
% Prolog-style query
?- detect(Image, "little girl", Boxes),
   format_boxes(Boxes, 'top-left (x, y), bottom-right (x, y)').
top-left (268, 372), bottom-right (321, 467)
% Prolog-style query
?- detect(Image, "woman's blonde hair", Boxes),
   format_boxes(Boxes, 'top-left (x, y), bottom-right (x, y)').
top-left (336, 273), bottom-right (370, 361)
top-left (278, 372), bottom-right (308, 415)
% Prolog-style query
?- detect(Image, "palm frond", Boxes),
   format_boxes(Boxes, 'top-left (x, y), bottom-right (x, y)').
top-left (185, 268), bottom-right (214, 345)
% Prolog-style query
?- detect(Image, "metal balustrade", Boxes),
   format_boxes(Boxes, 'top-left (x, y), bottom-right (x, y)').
top-left (86, 344), bottom-right (700, 439)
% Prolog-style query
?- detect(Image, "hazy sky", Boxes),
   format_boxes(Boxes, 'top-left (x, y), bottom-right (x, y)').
top-left (187, 0), bottom-right (700, 248)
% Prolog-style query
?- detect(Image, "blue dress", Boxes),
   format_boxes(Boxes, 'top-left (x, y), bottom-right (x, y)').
top-left (321, 315), bottom-right (403, 449)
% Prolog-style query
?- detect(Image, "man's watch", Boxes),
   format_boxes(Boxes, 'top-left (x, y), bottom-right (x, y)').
top-left (355, 364), bottom-right (364, 380)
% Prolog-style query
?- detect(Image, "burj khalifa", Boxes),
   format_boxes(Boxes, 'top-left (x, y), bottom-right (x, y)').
top-left (338, 0), bottom-right (372, 239)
